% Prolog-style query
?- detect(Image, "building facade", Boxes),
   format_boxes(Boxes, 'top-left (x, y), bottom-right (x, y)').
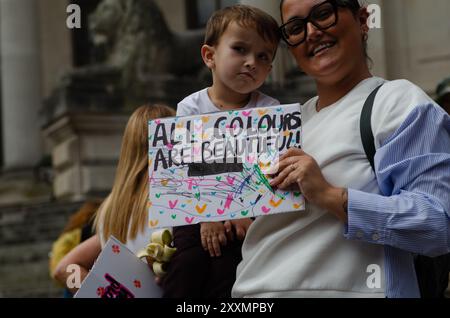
top-left (0, 0), bottom-right (449, 297)
top-left (2, 0), bottom-right (450, 204)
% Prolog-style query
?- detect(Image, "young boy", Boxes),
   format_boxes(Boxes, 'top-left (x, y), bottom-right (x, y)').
top-left (162, 5), bottom-right (280, 297)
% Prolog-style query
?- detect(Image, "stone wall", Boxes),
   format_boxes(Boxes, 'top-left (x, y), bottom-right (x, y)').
top-left (0, 201), bottom-right (83, 298)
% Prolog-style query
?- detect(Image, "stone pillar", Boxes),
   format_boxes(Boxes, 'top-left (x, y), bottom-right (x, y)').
top-left (366, 0), bottom-right (387, 79)
top-left (383, 0), bottom-right (450, 93)
top-left (38, 0), bottom-right (73, 99)
top-left (0, 0), bottom-right (43, 170)
top-left (43, 112), bottom-right (128, 201)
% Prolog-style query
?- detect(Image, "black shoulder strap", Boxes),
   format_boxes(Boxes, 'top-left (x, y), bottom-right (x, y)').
top-left (360, 84), bottom-right (384, 173)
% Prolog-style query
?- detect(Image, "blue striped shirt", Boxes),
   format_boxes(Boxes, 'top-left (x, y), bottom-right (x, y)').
top-left (346, 103), bottom-right (450, 298)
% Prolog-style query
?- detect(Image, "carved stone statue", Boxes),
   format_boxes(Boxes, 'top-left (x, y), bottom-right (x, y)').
top-left (45, 0), bottom-right (209, 118)
top-left (88, 0), bottom-right (207, 96)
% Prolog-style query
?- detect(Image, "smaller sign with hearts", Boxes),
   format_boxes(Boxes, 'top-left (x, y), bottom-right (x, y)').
top-left (75, 236), bottom-right (162, 298)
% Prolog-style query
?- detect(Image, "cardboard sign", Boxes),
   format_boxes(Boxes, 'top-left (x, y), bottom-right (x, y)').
top-left (148, 104), bottom-right (305, 228)
top-left (75, 236), bottom-right (162, 298)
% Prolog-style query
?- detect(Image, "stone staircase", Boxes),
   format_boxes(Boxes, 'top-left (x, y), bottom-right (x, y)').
top-left (0, 201), bottom-right (83, 297)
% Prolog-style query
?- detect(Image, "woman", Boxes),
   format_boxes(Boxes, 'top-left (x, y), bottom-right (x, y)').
top-left (52, 104), bottom-right (176, 295)
top-left (232, 0), bottom-right (450, 298)
top-left (49, 199), bottom-right (102, 297)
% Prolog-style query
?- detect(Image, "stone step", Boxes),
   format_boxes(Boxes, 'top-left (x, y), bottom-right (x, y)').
top-left (0, 201), bottom-right (84, 297)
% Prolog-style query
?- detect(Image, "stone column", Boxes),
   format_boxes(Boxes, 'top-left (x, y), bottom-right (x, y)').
top-left (1, 0), bottom-right (43, 170)
top-left (43, 112), bottom-right (128, 201)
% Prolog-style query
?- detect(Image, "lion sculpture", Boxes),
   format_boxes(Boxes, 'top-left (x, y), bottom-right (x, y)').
top-left (89, 0), bottom-right (205, 83)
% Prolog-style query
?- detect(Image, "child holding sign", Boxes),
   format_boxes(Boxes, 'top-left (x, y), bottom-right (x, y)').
top-left (162, 5), bottom-right (280, 297)
top-left (53, 104), bottom-right (176, 296)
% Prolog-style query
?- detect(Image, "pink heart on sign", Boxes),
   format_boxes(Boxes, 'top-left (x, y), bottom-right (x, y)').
top-left (167, 143), bottom-right (174, 150)
top-left (185, 217), bottom-right (195, 224)
top-left (112, 245), bottom-right (121, 254)
top-left (242, 111), bottom-right (252, 117)
top-left (97, 287), bottom-right (105, 297)
top-left (261, 206), bottom-right (271, 214)
top-left (226, 176), bottom-right (235, 185)
top-left (193, 146), bottom-right (201, 155)
top-left (155, 120), bottom-right (161, 125)
top-left (247, 156), bottom-right (255, 164)
top-left (169, 200), bottom-right (178, 209)
top-left (217, 209), bottom-right (225, 215)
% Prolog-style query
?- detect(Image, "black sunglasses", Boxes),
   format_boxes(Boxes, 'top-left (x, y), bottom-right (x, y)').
top-left (280, 0), bottom-right (340, 47)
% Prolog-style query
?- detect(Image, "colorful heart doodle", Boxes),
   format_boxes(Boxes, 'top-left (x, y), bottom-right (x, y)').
top-left (147, 104), bottom-right (305, 228)
top-left (185, 217), bottom-right (195, 224)
top-left (261, 206), bottom-right (271, 214)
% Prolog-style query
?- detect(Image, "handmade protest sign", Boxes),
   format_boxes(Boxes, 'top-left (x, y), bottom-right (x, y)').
top-left (75, 236), bottom-right (162, 298)
top-left (148, 104), bottom-right (305, 228)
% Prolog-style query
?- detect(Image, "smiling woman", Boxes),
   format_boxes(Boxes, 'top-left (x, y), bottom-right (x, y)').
top-left (280, 0), bottom-right (371, 108)
top-left (232, 0), bottom-right (450, 299)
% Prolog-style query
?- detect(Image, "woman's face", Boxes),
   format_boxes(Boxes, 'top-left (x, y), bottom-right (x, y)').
top-left (281, 0), bottom-right (368, 84)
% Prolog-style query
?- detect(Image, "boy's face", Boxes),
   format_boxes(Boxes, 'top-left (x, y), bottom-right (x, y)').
top-left (204, 22), bottom-right (276, 95)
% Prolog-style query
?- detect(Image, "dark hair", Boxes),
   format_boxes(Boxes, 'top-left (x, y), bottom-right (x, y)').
top-left (280, 0), bottom-right (362, 20)
top-left (279, 0), bottom-right (371, 66)
top-left (205, 4), bottom-right (280, 52)
top-left (436, 77), bottom-right (450, 103)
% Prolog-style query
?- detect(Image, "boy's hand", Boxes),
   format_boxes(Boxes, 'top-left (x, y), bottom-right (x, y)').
top-left (200, 222), bottom-right (227, 257)
top-left (223, 220), bottom-right (235, 242)
top-left (230, 218), bottom-right (253, 241)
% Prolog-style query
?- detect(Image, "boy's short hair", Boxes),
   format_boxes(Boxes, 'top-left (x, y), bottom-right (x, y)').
top-left (204, 5), bottom-right (280, 51)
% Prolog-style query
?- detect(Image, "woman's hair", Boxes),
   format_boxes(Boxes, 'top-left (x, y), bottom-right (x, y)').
top-left (205, 4), bottom-right (280, 52)
top-left (62, 199), bottom-right (103, 234)
top-left (280, 0), bottom-right (362, 19)
top-left (95, 104), bottom-right (176, 243)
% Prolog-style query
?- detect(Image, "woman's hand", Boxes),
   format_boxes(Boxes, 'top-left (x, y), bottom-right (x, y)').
top-left (269, 148), bottom-right (330, 201)
top-left (269, 148), bottom-right (348, 223)
top-left (200, 222), bottom-right (228, 257)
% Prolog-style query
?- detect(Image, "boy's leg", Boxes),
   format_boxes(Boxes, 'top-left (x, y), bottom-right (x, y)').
top-left (162, 224), bottom-right (210, 298)
top-left (203, 239), bottom-right (243, 298)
